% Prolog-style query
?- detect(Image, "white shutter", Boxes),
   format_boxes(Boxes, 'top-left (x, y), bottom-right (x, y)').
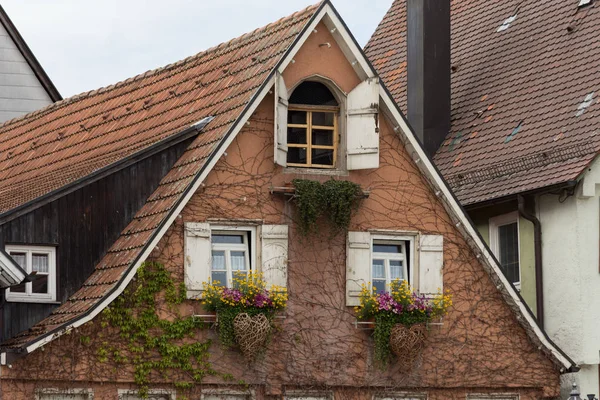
top-left (184, 222), bottom-right (211, 299)
top-left (418, 235), bottom-right (444, 295)
top-left (346, 77), bottom-right (380, 170)
top-left (346, 231), bottom-right (371, 306)
top-left (260, 224), bottom-right (288, 288)
top-left (274, 72), bottom-right (288, 167)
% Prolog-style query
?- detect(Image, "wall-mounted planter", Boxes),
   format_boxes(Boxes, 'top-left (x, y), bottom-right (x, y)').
top-left (389, 323), bottom-right (427, 369)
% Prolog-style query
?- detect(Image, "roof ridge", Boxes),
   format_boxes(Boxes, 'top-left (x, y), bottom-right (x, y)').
top-left (0, 2), bottom-right (322, 132)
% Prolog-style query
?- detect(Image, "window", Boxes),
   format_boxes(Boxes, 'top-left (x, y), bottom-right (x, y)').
top-left (346, 232), bottom-right (443, 306)
top-left (375, 395), bottom-right (427, 400)
top-left (36, 388), bottom-right (93, 400)
top-left (285, 392), bottom-right (332, 400)
top-left (489, 212), bottom-right (521, 289)
top-left (210, 228), bottom-right (255, 288)
top-left (185, 223), bottom-right (290, 298)
top-left (6, 245), bottom-right (56, 302)
top-left (287, 81), bottom-right (339, 168)
top-left (372, 239), bottom-right (410, 293)
top-left (118, 389), bottom-right (175, 400)
top-left (466, 395), bottom-right (518, 400)
top-left (201, 389), bottom-right (253, 400)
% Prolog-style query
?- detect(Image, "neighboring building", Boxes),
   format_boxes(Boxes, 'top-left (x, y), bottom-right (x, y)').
top-left (366, 0), bottom-right (600, 396)
top-left (0, 1), bottom-right (576, 399)
top-left (0, 5), bottom-right (60, 122)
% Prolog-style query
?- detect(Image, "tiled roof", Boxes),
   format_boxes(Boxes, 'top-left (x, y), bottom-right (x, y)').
top-left (365, 0), bottom-right (600, 205)
top-left (1, 2), bottom-right (320, 350)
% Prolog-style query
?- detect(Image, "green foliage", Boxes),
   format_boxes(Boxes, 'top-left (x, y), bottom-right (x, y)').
top-left (99, 262), bottom-right (220, 397)
top-left (291, 178), bottom-right (362, 235)
top-left (292, 179), bottom-right (325, 235)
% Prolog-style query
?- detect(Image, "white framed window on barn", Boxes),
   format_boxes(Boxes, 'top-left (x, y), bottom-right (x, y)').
top-left (346, 231), bottom-right (444, 306)
top-left (489, 212), bottom-right (521, 290)
top-left (5, 244), bottom-right (56, 303)
top-left (184, 222), bottom-right (288, 298)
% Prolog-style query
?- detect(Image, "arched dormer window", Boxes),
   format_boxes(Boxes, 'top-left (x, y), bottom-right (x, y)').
top-left (286, 81), bottom-right (339, 168)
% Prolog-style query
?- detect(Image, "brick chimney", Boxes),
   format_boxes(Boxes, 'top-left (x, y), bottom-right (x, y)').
top-left (407, 0), bottom-right (451, 157)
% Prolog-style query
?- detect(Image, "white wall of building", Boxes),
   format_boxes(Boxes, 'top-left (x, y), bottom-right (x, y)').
top-left (539, 157), bottom-right (600, 397)
top-left (0, 22), bottom-right (52, 123)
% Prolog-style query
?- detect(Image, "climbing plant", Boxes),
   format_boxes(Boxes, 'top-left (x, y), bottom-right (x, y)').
top-left (291, 178), bottom-right (362, 235)
top-left (97, 262), bottom-right (218, 398)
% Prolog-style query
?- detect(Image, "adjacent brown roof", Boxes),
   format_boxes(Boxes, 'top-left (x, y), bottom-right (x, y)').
top-left (1, 2), bottom-right (320, 350)
top-left (365, 0), bottom-right (600, 205)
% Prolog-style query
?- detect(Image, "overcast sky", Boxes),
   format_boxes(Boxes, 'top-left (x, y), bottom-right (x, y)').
top-left (2, 1), bottom-right (392, 98)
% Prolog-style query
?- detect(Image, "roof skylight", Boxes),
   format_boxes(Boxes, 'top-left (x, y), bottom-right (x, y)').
top-left (579, 0), bottom-right (593, 7)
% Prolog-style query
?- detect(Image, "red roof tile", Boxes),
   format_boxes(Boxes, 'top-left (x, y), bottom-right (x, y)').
top-left (1, 2), bottom-right (321, 350)
top-left (365, 0), bottom-right (600, 205)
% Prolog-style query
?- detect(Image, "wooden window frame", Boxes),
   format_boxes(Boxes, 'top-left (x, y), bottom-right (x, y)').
top-left (5, 244), bottom-right (56, 303)
top-left (287, 104), bottom-right (339, 169)
top-left (36, 388), bottom-right (94, 400)
top-left (210, 225), bottom-right (257, 288)
top-left (370, 234), bottom-right (415, 292)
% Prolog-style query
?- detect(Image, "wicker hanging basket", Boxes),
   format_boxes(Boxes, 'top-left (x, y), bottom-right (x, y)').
top-left (389, 323), bottom-right (427, 368)
top-left (233, 313), bottom-right (271, 360)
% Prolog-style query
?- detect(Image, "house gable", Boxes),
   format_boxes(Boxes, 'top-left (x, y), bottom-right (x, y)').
top-left (0, 1), bottom-right (574, 384)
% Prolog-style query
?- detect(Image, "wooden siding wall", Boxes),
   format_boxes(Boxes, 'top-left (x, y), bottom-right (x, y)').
top-left (0, 138), bottom-right (193, 342)
top-left (0, 21), bottom-right (52, 122)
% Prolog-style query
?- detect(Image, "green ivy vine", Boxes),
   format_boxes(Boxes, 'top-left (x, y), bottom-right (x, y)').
top-left (94, 262), bottom-right (223, 398)
top-left (292, 178), bottom-right (362, 235)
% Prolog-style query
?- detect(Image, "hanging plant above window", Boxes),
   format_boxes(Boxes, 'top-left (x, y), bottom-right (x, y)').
top-left (291, 178), bottom-right (363, 235)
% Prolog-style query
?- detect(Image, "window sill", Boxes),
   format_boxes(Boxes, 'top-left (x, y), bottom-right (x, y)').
top-left (270, 185), bottom-right (370, 198)
top-left (283, 167), bottom-right (349, 176)
top-left (5, 297), bottom-right (59, 304)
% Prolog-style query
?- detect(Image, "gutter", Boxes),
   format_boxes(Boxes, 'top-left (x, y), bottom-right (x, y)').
top-left (518, 194), bottom-right (544, 330)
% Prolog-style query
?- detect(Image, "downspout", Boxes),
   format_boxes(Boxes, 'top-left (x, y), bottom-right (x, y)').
top-left (517, 194), bottom-right (544, 329)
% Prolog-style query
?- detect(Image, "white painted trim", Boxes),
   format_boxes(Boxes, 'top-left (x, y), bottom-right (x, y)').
top-left (5, 245), bottom-right (56, 303)
top-left (117, 388), bottom-right (175, 400)
top-left (0, 249), bottom-right (27, 288)
top-left (489, 211), bottom-right (521, 290)
top-left (378, 87), bottom-right (574, 370)
top-left (284, 390), bottom-right (334, 400)
top-left (36, 387), bottom-right (94, 400)
top-left (4, 2), bottom-right (574, 373)
top-left (373, 395), bottom-right (427, 400)
top-left (370, 232), bottom-right (416, 288)
top-left (210, 225), bottom-right (257, 287)
top-left (466, 395), bottom-right (519, 400)
top-left (201, 388), bottom-right (255, 400)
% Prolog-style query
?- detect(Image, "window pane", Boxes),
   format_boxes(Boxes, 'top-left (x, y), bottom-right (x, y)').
top-left (373, 243), bottom-right (402, 253)
top-left (212, 235), bottom-right (244, 244)
top-left (288, 110), bottom-right (307, 124)
top-left (211, 271), bottom-right (227, 287)
top-left (212, 251), bottom-right (226, 270)
top-left (312, 129), bottom-right (334, 146)
top-left (288, 147), bottom-right (308, 164)
top-left (498, 222), bottom-right (520, 284)
top-left (373, 280), bottom-right (386, 294)
top-left (230, 251), bottom-right (246, 271)
top-left (288, 127), bottom-right (307, 144)
top-left (390, 260), bottom-right (404, 280)
top-left (311, 149), bottom-right (334, 166)
top-left (32, 254), bottom-right (49, 273)
top-left (10, 252), bottom-right (26, 269)
top-left (32, 275), bottom-right (49, 294)
top-left (38, 393), bottom-right (89, 400)
top-left (312, 112), bottom-right (335, 126)
top-left (10, 281), bottom-right (26, 293)
top-left (372, 259), bottom-right (385, 279)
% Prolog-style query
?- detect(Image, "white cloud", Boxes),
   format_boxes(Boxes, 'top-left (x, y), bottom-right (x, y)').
top-left (2, 0), bottom-right (392, 97)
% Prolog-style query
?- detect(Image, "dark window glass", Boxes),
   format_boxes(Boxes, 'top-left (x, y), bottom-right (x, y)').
top-left (288, 147), bottom-right (308, 164)
top-left (10, 281), bottom-right (26, 293)
top-left (312, 129), bottom-right (334, 146)
top-left (212, 235), bottom-right (244, 244)
top-left (312, 112), bottom-right (335, 126)
top-left (288, 110), bottom-right (307, 125)
top-left (288, 127), bottom-right (307, 144)
top-left (289, 81), bottom-right (338, 106)
top-left (311, 149), bottom-right (334, 166)
top-left (31, 275), bottom-right (48, 294)
top-left (498, 222), bottom-right (520, 284)
top-left (373, 243), bottom-right (402, 253)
